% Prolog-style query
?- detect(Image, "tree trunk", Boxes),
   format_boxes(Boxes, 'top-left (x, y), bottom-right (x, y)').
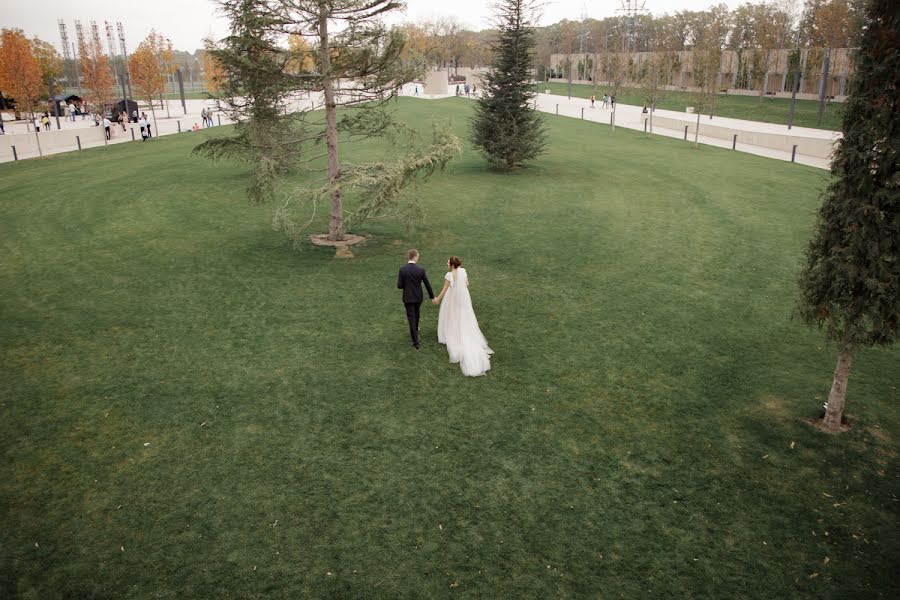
top-left (150, 101), bottom-right (158, 139)
top-left (319, 6), bottom-right (343, 241)
top-left (817, 49), bottom-right (831, 127)
top-left (694, 110), bottom-right (700, 146)
top-left (822, 342), bottom-right (852, 433)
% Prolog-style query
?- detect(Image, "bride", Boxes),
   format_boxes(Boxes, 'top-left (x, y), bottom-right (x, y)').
top-left (432, 256), bottom-right (493, 377)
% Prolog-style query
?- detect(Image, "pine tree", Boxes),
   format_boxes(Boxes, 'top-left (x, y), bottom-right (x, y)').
top-left (470, 0), bottom-right (546, 170)
top-left (193, 0), bottom-right (302, 204)
top-left (798, 0), bottom-right (899, 433)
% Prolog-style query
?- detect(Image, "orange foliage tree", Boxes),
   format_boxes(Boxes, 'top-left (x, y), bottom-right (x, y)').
top-left (200, 39), bottom-right (226, 93)
top-left (0, 29), bottom-right (44, 119)
top-left (128, 40), bottom-right (165, 131)
top-left (79, 36), bottom-right (115, 113)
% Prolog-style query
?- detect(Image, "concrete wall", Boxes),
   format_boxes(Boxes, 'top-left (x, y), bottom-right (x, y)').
top-left (642, 114), bottom-right (838, 158)
top-left (1, 124), bottom-right (131, 160)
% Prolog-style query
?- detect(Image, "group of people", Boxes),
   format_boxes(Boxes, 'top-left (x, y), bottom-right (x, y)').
top-left (455, 83), bottom-right (476, 97)
top-left (588, 93), bottom-right (616, 109)
top-left (32, 112), bottom-right (54, 132)
top-left (200, 107), bottom-right (215, 127)
top-left (95, 111), bottom-right (153, 141)
top-left (63, 102), bottom-right (87, 121)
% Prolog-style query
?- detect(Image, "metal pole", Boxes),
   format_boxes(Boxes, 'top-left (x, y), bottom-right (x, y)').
top-left (50, 78), bottom-right (61, 130)
top-left (76, 135), bottom-right (81, 150)
top-left (33, 120), bottom-right (42, 157)
top-left (131, 128), bottom-right (135, 140)
top-left (177, 120), bottom-right (181, 132)
top-left (732, 134), bottom-right (737, 150)
top-left (643, 119), bottom-right (647, 132)
top-left (176, 68), bottom-right (187, 115)
top-left (11, 146), bottom-right (17, 161)
top-left (581, 107), bottom-right (584, 119)
top-left (217, 114), bottom-right (221, 126)
top-left (556, 104), bottom-right (558, 115)
top-left (791, 145), bottom-right (797, 162)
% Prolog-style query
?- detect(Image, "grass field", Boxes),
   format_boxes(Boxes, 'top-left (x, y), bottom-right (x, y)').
top-left (539, 80), bottom-right (845, 131)
top-left (1, 98), bottom-right (896, 599)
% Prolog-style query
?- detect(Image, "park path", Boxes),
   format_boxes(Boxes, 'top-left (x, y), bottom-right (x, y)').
top-left (2, 87), bottom-right (834, 170)
top-left (530, 92), bottom-right (835, 169)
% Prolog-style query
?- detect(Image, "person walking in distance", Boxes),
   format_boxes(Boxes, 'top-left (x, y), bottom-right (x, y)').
top-left (397, 249), bottom-right (435, 350)
top-left (102, 115), bottom-right (111, 140)
top-left (590, 94), bottom-right (595, 108)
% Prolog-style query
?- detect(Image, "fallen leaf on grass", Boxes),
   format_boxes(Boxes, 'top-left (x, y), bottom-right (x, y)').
top-left (790, 441), bottom-right (795, 449)
top-left (450, 581), bottom-right (460, 588)
top-left (809, 572), bottom-right (819, 579)
top-left (120, 546), bottom-right (125, 552)
top-left (34, 542), bottom-right (39, 548)
top-left (823, 557), bottom-right (830, 565)
top-left (143, 443), bottom-right (150, 447)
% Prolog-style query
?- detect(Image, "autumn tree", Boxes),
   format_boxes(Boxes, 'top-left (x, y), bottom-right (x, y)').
top-left (690, 42), bottom-right (722, 145)
top-left (808, 0), bottom-right (856, 125)
top-left (799, 0), bottom-right (899, 433)
top-left (558, 20), bottom-right (578, 98)
top-left (79, 35), bottom-right (115, 113)
top-left (31, 38), bottom-right (63, 99)
top-left (286, 34), bottom-right (316, 74)
top-left (0, 29), bottom-right (43, 121)
top-left (129, 35), bottom-right (167, 133)
top-left (200, 41), bottom-right (226, 93)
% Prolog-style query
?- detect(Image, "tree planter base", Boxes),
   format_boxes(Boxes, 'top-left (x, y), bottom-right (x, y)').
top-left (309, 233), bottom-right (365, 258)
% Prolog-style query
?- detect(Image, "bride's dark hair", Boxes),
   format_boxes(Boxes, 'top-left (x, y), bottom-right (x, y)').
top-left (448, 256), bottom-right (462, 269)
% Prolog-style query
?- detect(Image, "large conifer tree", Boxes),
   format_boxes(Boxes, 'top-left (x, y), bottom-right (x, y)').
top-left (470, 0), bottom-right (546, 170)
top-left (193, 0), bottom-right (301, 204)
top-left (798, 0), bottom-right (899, 433)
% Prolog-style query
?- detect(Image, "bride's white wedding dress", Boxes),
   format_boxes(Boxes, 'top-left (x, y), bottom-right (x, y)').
top-left (437, 268), bottom-right (493, 377)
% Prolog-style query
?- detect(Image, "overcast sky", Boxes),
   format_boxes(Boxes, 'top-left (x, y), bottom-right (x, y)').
top-left (5, 0), bottom-right (758, 53)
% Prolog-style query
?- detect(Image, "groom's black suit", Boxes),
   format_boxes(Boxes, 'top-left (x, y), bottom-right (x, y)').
top-left (397, 261), bottom-right (435, 347)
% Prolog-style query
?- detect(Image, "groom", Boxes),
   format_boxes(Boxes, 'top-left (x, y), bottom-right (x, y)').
top-left (397, 249), bottom-right (435, 349)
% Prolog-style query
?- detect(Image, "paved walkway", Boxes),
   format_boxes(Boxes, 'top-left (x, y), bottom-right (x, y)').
top-left (0, 98), bottom-right (232, 162)
top-left (532, 93), bottom-right (835, 169)
top-left (1, 87), bottom-right (836, 170)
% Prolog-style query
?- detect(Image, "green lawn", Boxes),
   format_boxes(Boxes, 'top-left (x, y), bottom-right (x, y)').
top-left (1, 98), bottom-right (896, 599)
top-left (539, 80), bottom-right (845, 131)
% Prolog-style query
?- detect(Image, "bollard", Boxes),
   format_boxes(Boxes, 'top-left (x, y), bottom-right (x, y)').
top-left (684, 125), bottom-right (688, 140)
top-left (76, 135), bottom-right (81, 150)
top-left (732, 134), bottom-right (737, 150)
top-left (217, 115), bottom-right (221, 126)
top-left (104, 133), bottom-right (108, 146)
top-left (555, 104), bottom-right (558, 115)
top-left (11, 146), bottom-right (17, 161)
top-left (581, 107), bottom-right (584, 119)
top-left (643, 119), bottom-right (647, 132)
top-left (177, 121), bottom-right (181, 133)
top-left (131, 128), bottom-right (135, 141)
top-left (791, 145), bottom-right (798, 162)
top-left (610, 113), bottom-right (614, 125)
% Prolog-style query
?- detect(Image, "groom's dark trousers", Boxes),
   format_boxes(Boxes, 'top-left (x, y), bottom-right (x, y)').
top-left (397, 262), bottom-right (435, 347)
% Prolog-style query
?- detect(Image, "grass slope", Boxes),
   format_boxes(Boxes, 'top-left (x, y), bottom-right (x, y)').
top-left (539, 81), bottom-right (845, 131)
top-left (1, 98), bottom-right (896, 599)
